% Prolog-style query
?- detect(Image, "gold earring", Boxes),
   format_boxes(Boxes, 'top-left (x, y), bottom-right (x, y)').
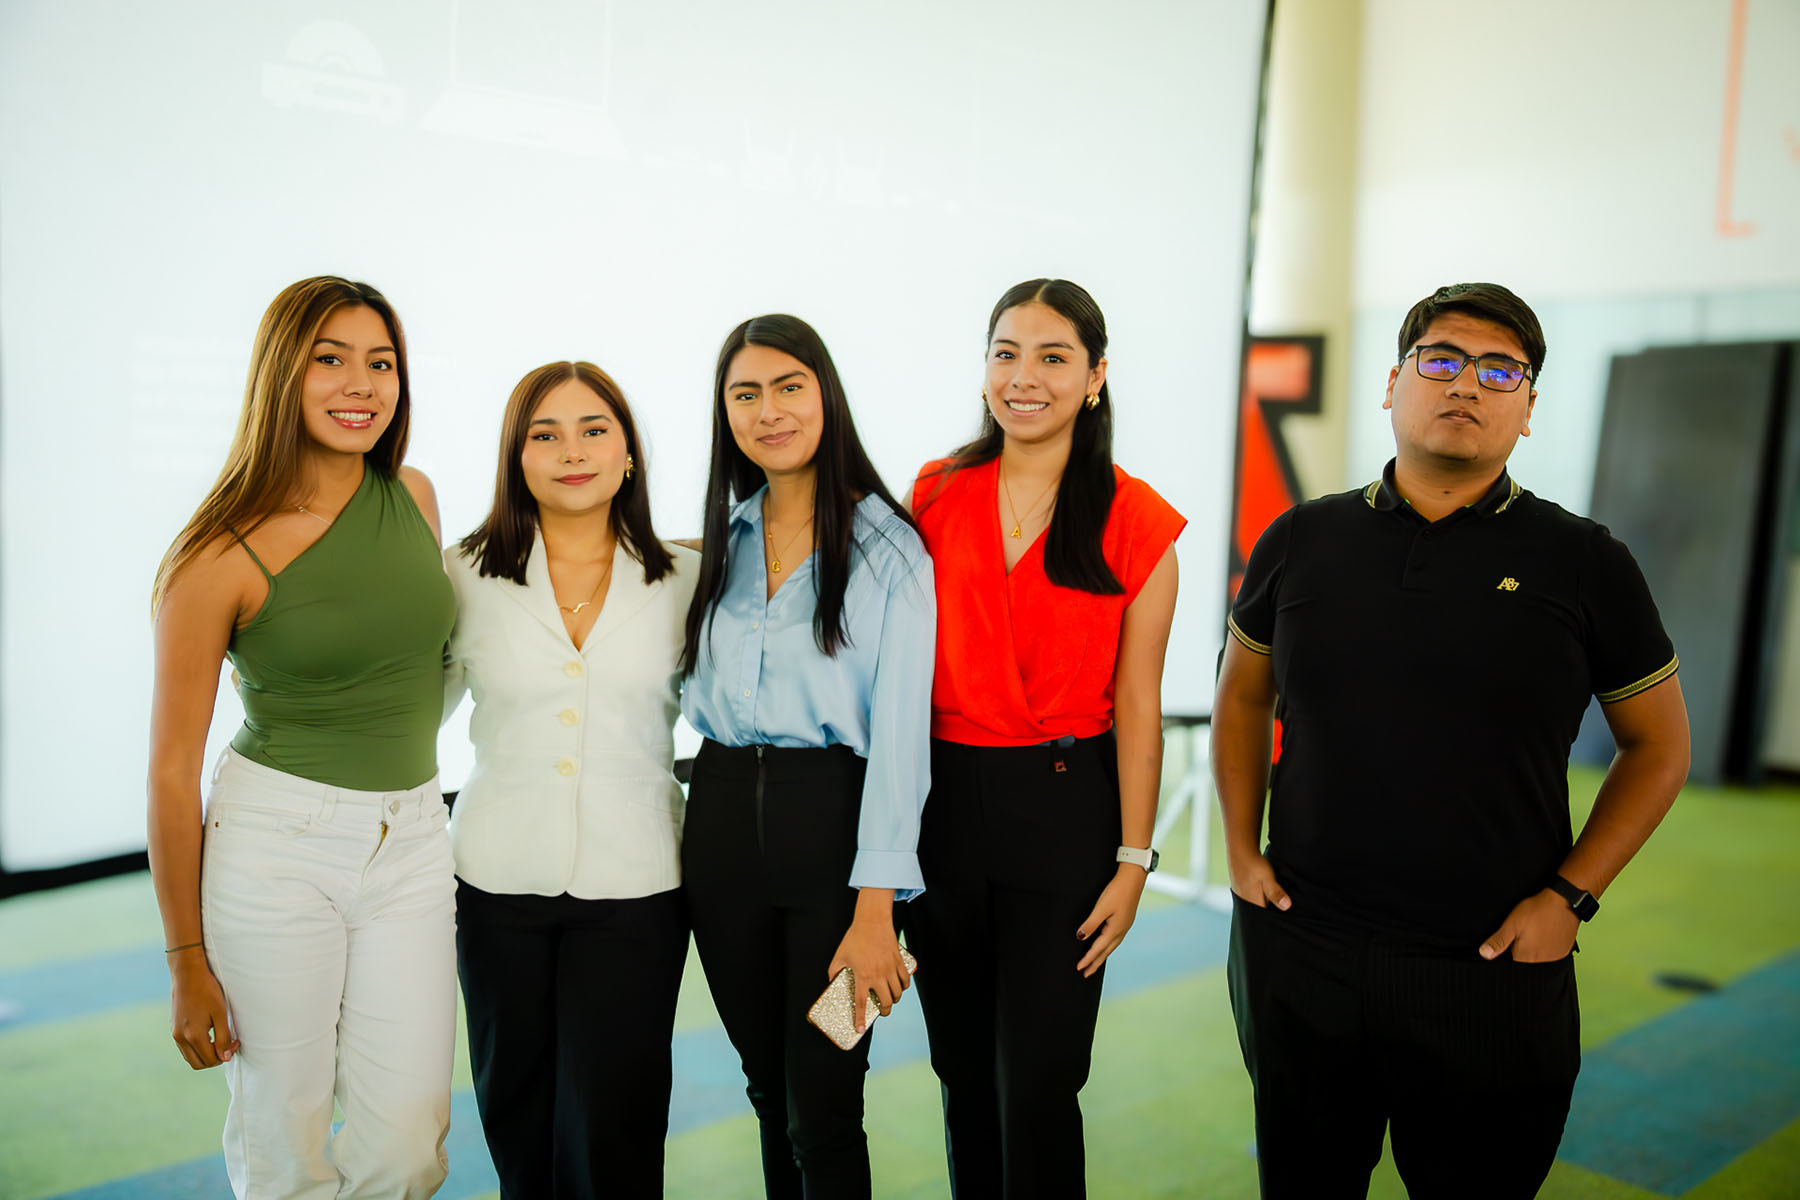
top-left (624, 454), bottom-right (634, 479)
top-left (981, 388), bottom-right (988, 404)
top-left (1084, 393), bottom-right (1100, 410)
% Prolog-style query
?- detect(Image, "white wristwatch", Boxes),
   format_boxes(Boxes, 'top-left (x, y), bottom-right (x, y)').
top-left (1116, 845), bottom-right (1159, 873)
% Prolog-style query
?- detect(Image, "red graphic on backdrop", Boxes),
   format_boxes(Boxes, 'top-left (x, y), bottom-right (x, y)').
top-left (1229, 336), bottom-right (1324, 601)
top-left (1227, 336), bottom-right (1323, 764)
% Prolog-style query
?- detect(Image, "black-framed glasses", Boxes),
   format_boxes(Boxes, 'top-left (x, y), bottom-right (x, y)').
top-left (1402, 344), bottom-right (1533, 392)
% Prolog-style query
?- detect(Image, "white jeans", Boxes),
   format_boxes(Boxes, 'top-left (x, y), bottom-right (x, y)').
top-left (200, 748), bottom-right (457, 1199)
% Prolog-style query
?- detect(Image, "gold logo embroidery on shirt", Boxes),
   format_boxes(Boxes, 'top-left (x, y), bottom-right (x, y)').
top-left (1497, 577), bottom-right (1520, 591)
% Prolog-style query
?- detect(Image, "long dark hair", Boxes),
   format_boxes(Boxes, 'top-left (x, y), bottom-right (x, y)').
top-left (458, 360), bottom-right (674, 585)
top-left (680, 314), bottom-right (913, 674)
top-left (923, 278), bottom-right (1122, 594)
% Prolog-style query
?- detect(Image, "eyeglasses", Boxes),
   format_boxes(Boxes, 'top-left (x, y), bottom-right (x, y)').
top-left (1402, 344), bottom-right (1533, 392)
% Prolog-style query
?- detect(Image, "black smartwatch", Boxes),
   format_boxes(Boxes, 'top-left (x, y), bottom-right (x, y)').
top-left (1547, 874), bottom-right (1599, 922)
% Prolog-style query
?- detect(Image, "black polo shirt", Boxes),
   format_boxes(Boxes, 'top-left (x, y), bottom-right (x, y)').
top-left (1228, 459), bottom-right (1677, 947)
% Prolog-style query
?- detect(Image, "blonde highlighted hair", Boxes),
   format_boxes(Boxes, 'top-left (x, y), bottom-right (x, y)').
top-left (150, 276), bottom-right (410, 611)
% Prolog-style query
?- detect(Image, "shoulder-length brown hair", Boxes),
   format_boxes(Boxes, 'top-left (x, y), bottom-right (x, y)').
top-left (458, 361), bottom-right (674, 586)
top-left (151, 276), bottom-right (410, 611)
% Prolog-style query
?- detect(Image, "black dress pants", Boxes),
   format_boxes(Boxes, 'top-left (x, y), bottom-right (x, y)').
top-left (1227, 893), bottom-right (1581, 1199)
top-left (682, 740), bottom-right (877, 1200)
top-left (903, 734), bottom-right (1122, 1200)
top-left (455, 880), bottom-right (688, 1200)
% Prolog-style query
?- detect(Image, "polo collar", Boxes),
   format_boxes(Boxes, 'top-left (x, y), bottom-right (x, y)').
top-left (1363, 458), bottom-right (1521, 517)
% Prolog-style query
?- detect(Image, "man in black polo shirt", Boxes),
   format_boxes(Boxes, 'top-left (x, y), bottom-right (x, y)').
top-left (1213, 282), bottom-right (1691, 1198)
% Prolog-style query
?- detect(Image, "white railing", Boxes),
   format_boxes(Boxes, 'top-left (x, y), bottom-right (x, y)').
top-left (1146, 718), bottom-right (1233, 912)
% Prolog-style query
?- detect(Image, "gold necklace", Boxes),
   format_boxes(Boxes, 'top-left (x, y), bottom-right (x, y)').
top-left (295, 504), bottom-right (332, 527)
top-left (556, 559), bottom-right (614, 615)
top-left (765, 510), bottom-right (815, 575)
top-left (999, 464), bottom-right (1059, 539)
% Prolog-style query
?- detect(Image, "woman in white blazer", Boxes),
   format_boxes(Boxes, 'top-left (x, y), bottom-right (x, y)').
top-left (443, 360), bottom-right (698, 1200)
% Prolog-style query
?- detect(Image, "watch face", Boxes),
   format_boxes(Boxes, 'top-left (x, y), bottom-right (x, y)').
top-left (1148, 849), bottom-right (1160, 873)
top-left (1551, 876), bottom-right (1596, 920)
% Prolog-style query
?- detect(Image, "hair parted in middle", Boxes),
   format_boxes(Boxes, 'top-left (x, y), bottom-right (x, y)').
top-left (458, 360), bottom-right (673, 586)
top-left (920, 277), bottom-right (1124, 595)
top-left (680, 313), bottom-right (915, 675)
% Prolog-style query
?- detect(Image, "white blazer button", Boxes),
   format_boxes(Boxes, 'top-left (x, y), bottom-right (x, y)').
top-left (564, 660), bottom-right (584, 678)
top-left (559, 708), bottom-right (579, 726)
top-left (556, 758), bottom-right (578, 777)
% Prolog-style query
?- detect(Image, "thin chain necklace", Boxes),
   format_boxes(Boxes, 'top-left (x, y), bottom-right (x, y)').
top-left (295, 504), bottom-right (332, 527)
top-left (556, 558), bottom-right (614, 615)
top-left (764, 506), bottom-right (815, 575)
top-left (999, 463), bottom-right (1059, 539)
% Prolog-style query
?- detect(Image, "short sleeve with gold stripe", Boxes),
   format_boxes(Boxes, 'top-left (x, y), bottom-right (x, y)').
top-left (1582, 523), bottom-right (1678, 703)
top-left (1228, 507), bottom-right (1294, 657)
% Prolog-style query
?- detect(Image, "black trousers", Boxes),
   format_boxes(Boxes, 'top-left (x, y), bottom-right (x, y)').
top-left (1227, 894), bottom-right (1581, 1199)
top-left (455, 880), bottom-right (688, 1200)
top-left (903, 734), bottom-right (1122, 1200)
top-left (682, 740), bottom-right (878, 1200)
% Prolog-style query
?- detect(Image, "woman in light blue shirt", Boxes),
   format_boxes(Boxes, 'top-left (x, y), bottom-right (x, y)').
top-left (680, 313), bottom-right (934, 1200)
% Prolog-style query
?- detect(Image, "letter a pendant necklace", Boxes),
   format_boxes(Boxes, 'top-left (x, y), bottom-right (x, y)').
top-left (999, 463), bottom-right (1059, 539)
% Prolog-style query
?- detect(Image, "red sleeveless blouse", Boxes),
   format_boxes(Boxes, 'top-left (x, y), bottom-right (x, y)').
top-left (913, 458), bottom-right (1185, 747)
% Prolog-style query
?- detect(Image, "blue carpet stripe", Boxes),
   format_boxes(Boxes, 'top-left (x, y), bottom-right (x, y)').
top-left (1557, 946), bottom-right (1800, 1196)
top-left (0, 946), bottom-right (169, 1030)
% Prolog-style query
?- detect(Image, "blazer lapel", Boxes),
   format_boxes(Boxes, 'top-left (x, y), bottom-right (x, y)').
top-left (503, 530), bottom-right (572, 643)
top-left (581, 540), bottom-right (661, 651)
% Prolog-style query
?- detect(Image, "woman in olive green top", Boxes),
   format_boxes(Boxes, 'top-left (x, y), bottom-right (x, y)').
top-left (148, 277), bottom-right (457, 1199)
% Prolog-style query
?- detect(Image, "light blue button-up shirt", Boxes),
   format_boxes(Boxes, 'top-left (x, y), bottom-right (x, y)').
top-left (683, 488), bottom-right (935, 898)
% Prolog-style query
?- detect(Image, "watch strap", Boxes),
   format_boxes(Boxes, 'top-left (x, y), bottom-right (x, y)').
top-left (1116, 845), bottom-right (1158, 873)
top-left (1548, 874), bottom-right (1599, 922)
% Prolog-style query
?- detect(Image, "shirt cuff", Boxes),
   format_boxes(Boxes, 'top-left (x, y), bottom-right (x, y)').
top-left (849, 848), bottom-right (925, 902)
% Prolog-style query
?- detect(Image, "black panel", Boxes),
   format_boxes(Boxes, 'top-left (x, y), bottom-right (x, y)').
top-left (1747, 347), bottom-right (1800, 776)
top-left (1575, 343), bottom-right (1784, 784)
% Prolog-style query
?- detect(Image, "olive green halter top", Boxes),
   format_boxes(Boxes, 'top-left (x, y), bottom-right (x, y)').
top-left (227, 468), bottom-right (455, 790)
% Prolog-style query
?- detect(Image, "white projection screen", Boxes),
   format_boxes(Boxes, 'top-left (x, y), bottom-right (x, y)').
top-left (0, 0), bottom-right (1268, 872)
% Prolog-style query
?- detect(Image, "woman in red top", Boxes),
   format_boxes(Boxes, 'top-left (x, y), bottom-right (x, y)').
top-left (907, 278), bottom-right (1183, 1198)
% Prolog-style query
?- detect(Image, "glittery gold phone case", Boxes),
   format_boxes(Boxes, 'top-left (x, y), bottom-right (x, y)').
top-left (806, 947), bottom-right (918, 1051)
